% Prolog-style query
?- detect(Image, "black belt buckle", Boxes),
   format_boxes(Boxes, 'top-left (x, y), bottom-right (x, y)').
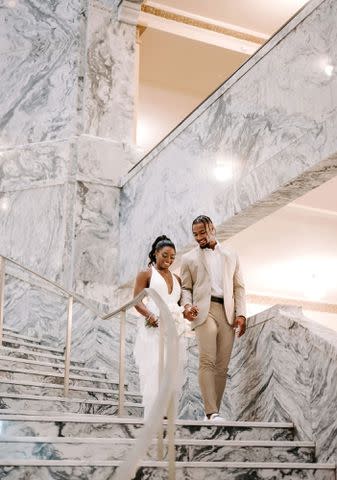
top-left (210, 296), bottom-right (224, 305)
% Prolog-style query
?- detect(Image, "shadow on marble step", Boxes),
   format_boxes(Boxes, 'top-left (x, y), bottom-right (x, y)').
top-left (0, 462), bottom-right (335, 480)
top-left (0, 346), bottom-right (86, 366)
top-left (0, 379), bottom-right (132, 400)
top-left (0, 416), bottom-right (294, 441)
top-left (0, 367), bottom-right (121, 389)
top-left (0, 437), bottom-right (315, 463)
top-left (0, 355), bottom-right (109, 377)
top-left (3, 339), bottom-right (63, 355)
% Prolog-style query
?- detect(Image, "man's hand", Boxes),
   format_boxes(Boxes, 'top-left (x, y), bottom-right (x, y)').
top-left (233, 316), bottom-right (246, 337)
top-left (183, 305), bottom-right (199, 322)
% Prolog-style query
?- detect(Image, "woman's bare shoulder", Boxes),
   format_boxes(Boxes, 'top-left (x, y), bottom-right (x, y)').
top-left (136, 268), bottom-right (152, 281)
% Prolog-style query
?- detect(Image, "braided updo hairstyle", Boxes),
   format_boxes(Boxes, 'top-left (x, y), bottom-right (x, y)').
top-left (148, 235), bottom-right (176, 266)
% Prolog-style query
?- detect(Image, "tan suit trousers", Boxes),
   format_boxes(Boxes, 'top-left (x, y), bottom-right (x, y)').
top-left (195, 301), bottom-right (234, 415)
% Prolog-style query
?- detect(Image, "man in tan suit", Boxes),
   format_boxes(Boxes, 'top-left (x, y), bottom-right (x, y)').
top-left (181, 215), bottom-right (246, 421)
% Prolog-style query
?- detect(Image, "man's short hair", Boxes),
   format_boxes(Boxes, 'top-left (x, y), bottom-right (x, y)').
top-left (192, 215), bottom-right (213, 227)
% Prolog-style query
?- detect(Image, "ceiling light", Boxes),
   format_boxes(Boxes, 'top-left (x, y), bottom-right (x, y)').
top-left (324, 64), bottom-right (334, 76)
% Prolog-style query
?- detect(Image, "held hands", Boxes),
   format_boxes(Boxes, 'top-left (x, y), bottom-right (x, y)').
top-left (183, 305), bottom-right (199, 322)
top-left (233, 316), bottom-right (246, 337)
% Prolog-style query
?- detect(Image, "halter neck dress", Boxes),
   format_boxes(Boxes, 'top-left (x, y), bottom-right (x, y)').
top-left (134, 266), bottom-right (185, 418)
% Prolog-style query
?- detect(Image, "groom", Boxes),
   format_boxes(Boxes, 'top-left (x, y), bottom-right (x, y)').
top-left (181, 215), bottom-right (246, 421)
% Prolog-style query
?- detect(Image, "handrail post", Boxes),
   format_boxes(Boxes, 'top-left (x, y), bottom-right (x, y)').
top-left (0, 257), bottom-right (5, 345)
top-left (118, 309), bottom-right (126, 416)
top-left (167, 392), bottom-right (176, 480)
top-left (157, 315), bottom-right (165, 461)
top-left (64, 295), bottom-right (73, 396)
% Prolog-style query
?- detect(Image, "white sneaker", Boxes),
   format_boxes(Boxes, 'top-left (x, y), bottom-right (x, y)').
top-left (208, 413), bottom-right (225, 422)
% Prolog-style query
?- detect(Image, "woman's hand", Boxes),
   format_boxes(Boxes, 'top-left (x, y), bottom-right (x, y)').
top-left (183, 305), bottom-right (199, 322)
top-left (146, 314), bottom-right (159, 328)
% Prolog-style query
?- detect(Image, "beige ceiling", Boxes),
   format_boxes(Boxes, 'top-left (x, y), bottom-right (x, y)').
top-left (293, 176), bottom-right (337, 212)
top-left (225, 176), bottom-right (337, 305)
top-left (138, 0), bottom-right (310, 152)
top-left (139, 28), bottom-right (249, 95)
top-left (151, 0), bottom-right (309, 35)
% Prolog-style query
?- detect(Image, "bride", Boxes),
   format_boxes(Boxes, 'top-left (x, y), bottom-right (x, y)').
top-left (133, 235), bottom-right (197, 418)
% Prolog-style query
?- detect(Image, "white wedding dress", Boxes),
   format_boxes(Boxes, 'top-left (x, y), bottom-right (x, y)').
top-left (134, 267), bottom-right (186, 419)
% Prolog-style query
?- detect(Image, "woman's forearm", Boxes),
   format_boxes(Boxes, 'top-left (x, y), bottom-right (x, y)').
top-left (134, 302), bottom-right (155, 319)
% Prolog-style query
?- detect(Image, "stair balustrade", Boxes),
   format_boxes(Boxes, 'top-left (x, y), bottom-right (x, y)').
top-left (0, 253), bottom-right (179, 479)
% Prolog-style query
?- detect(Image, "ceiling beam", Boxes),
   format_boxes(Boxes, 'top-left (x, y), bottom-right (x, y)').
top-left (138, 1), bottom-right (268, 54)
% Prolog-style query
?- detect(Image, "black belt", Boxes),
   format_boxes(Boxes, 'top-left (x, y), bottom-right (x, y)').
top-left (210, 296), bottom-right (224, 305)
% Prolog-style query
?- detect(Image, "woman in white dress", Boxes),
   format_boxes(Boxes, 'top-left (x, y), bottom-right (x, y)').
top-left (133, 235), bottom-right (196, 418)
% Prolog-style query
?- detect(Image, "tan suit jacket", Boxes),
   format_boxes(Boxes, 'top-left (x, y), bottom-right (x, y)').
top-left (180, 245), bottom-right (246, 328)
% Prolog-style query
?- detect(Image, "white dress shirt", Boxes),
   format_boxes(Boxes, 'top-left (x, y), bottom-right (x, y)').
top-left (202, 242), bottom-right (223, 298)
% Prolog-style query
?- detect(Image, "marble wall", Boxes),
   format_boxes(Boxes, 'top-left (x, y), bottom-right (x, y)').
top-left (0, 0), bottom-right (141, 313)
top-left (0, 0), bottom-right (141, 372)
top-left (178, 305), bottom-right (337, 464)
top-left (120, 0), bottom-right (337, 284)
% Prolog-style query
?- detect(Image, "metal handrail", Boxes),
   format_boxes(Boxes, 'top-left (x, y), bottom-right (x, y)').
top-left (0, 254), bottom-right (179, 478)
top-left (0, 253), bottom-right (159, 321)
top-left (0, 254), bottom-right (102, 317)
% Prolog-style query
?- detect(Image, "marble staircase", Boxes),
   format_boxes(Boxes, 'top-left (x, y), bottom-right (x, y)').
top-left (0, 329), bottom-right (335, 479)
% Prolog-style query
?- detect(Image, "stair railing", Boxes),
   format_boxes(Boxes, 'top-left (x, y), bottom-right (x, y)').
top-left (0, 254), bottom-right (179, 479)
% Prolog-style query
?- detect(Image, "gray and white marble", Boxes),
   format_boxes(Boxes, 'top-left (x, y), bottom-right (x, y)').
top-left (0, 464), bottom-right (334, 480)
top-left (83, 1), bottom-right (137, 144)
top-left (190, 305), bottom-right (337, 466)
top-left (0, 395), bottom-right (142, 416)
top-left (0, 0), bottom-right (139, 324)
top-left (0, 439), bottom-right (315, 463)
top-left (72, 181), bottom-right (120, 304)
top-left (0, 416), bottom-right (294, 441)
top-left (0, 0), bottom-right (84, 147)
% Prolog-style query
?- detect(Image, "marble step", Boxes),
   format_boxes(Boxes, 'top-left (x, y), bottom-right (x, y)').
top-left (0, 346), bottom-right (85, 366)
top-left (3, 327), bottom-right (19, 334)
top-left (0, 354), bottom-right (109, 377)
top-left (0, 415), bottom-right (294, 441)
top-left (0, 392), bottom-right (143, 414)
top-left (2, 338), bottom-right (64, 355)
top-left (0, 437), bottom-right (315, 463)
top-left (0, 378), bottom-right (132, 400)
top-left (3, 332), bottom-right (41, 343)
top-left (3, 331), bottom-right (57, 348)
top-left (0, 365), bottom-right (118, 388)
top-left (0, 461), bottom-right (334, 480)
top-left (0, 405), bottom-right (143, 417)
